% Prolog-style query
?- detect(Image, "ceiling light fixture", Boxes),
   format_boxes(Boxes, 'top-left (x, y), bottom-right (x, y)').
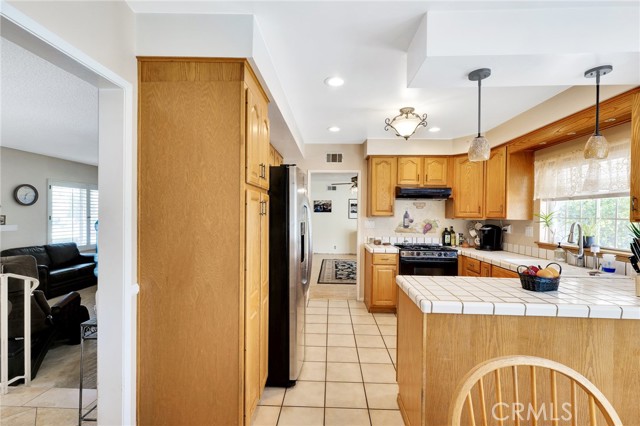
top-left (384, 107), bottom-right (427, 140)
top-left (428, 127), bottom-right (441, 133)
top-left (583, 65), bottom-right (613, 160)
top-left (328, 126), bottom-right (341, 132)
top-left (467, 68), bottom-right (492, 162)
top-left (324, 77), bottom-right (344, 87)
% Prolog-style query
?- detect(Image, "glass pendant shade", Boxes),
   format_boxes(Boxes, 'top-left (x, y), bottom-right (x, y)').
top-left (583, 134), bottom-right (609, 159)
top-left (468, 135), bottom-right (490, 162)
top-left (384, 107), bottom-right (427, 140)
top-left (394, 117), bottom-right (422, 138)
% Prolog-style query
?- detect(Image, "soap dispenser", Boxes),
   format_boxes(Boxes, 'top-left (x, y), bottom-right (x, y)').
top-left (553, 242), bottom-right (566, 262)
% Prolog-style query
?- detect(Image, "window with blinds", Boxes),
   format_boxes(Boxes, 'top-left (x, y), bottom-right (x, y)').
top-left (48, 181), bottom-right (99, 249)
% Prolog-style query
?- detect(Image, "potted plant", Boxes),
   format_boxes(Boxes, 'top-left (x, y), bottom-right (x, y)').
top-left (582, 222), bottom-right (596, 248)
top-left (534, 211), bottom-right (556, 243)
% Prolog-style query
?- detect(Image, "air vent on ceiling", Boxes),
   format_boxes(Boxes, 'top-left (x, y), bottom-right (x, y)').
top-left (327, 185), bottom-right (337, 191)
top-left (326, 153), bottom-right (343, 163)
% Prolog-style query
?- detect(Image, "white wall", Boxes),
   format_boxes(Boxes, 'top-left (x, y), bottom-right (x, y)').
top-left (0, 147), bottom-right (98, 250)
top-left (310, 173), bottom-right (357, 254)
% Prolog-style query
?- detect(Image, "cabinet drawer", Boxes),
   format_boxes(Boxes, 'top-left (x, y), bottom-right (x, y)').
top-left (373, 254), bottom-right (397, 265)
top-left (465, 257), bottom-right (481, 274)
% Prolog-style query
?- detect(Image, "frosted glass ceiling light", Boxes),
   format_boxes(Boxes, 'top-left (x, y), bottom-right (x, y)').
top-left (583, 65), bottom-right (613, 160)
top-left (467, 68), bottom-right (492, 162)
top-left (384, 107), bottom-right (427, 140)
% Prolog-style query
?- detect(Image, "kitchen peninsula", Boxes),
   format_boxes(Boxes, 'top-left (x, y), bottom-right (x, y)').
top-left (395, 274), bottom-right (640, 425)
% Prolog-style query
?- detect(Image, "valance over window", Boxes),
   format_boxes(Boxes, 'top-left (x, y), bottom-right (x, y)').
top-left (534, 140), bottom-right (630, 200)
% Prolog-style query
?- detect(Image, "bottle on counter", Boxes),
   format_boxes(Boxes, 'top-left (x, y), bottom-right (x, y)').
top-left (403, 209), bottom-right (410, 228)
top-left (450, 226), bottom-right (456, 246)
top-left (442, 227), bottom-right (451, 246)
top-left (554, 242), bottom-right (566, 262)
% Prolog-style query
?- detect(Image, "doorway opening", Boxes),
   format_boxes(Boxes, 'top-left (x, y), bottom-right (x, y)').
top-left (307, 171), bottom-right (361, 300)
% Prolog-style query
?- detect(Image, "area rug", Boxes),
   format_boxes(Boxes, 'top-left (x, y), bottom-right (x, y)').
top-left (318, 259), bottom-right (356, 285)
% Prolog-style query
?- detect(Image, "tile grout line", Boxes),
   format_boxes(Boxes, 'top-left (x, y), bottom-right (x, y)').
top-left (349, 302), bottom-right (373, 426)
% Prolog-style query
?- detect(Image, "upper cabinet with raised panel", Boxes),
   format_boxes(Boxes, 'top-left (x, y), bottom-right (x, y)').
top-left (367, 157), bottom-right (397, 216)
top-left (423, 157), bottom-right (448, 186)
top-left (397, 157), bottom-right (422, 186)
top-left (245, 81), bottom-right (270, 190)
top-left (484, 146), bottom-right (507, 218)
top-left (451, 156), bottom-right (485, 218)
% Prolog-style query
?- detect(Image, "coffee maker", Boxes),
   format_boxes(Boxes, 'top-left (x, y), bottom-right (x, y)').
top-left (477, 224), bottom-right (503, 251)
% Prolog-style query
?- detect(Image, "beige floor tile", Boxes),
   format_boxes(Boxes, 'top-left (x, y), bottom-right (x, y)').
top-left (324, 408), bottom-right (370, 426)
top-left (374, 316), bottom-right (397, 326)
top-left (351, 316), bottom-right (376, 325)
top-left (306, 314), bottom-right (328, 324)
top-left (327, 315), bottom-right (352, 324)
top-left (383, 335), bottom-right (397, 349)
top-left (353, 324), bottom-right (380, 335)
top-left (327, 323), bottom-right (354, 335)
top-left (360, 364), bottom-right (397, 384)
top-left (35, 407), bottom-right (77, 426)
top-left (388, 349), bottom-right (397, 365)
top-left (326, 347), bottom-right (359, 363)
top-left (306, 307), bottom-right (327, 315)
top-left (328, 300), bottom-right (349, 308)
top-left (305, 346), bottom-right (327, 362)
top-left (349, 308), bottom-right (371, 316)
top-left (378, 325), bottom-right (397, 336)
top-left (327, 334), bottom-right (356, 347)
top-left (305, 334), bottom-right (327, 347)
top-left (259, 387), bottom-right (287, 406)
top-left (325, 382), bottom-right (367, 409)
top-left (369, 409), bottom-right (404, 426)
top-left (358, 348), bottom-right (392, 364)
top-left (306, 323), bottom-right (328, 334)
top-left (308, 300), bottom-right (328, 307)
top-left (0, 386), bottom-right (50, 407)
top-left (0, 406), bottom-right (37, 426)
top-left (299, 362), bottom-right (326, 382)
top-left (283, 381), bottom-right (325, 408)
top-left (355, 335), bottom-right (386, 348)
top-left (24, 388), bottom-right (96, 409)
top-left (348, 300), bottom-right (366, 308)
top-left (364, 384), bottom-right (399, 410)
top-left (326, 362), bottom-right (363, 382)
top-left (277, 407), bottom-right (324, 426)
top-left (328, 307), bottom-right (350, 315)
top-left (251, 405), bottom-right (281, 426)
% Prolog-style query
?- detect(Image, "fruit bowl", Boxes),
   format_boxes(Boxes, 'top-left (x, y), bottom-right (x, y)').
top-left (516, 262), bottom-right (562, 292)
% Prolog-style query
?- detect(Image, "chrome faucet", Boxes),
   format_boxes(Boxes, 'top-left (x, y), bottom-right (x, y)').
top-left (567, 222), bottom-right (585, 267)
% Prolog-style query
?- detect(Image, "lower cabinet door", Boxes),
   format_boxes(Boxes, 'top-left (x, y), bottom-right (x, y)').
top-left (245, 189), bottom-right (261, 419)
top-left (372, 264), bottom-right (397, 308)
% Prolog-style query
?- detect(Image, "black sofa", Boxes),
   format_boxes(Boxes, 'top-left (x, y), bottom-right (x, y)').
top-left (1, 243), bottom-right (97, 299)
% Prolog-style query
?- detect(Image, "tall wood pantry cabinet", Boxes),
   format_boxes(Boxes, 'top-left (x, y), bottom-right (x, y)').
top-left (631, 93), bottom-right (640, 221)
top-left (138, 58), bottom-right (270, 425)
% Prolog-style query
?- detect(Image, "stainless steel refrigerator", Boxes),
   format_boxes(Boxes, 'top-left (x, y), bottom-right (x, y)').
top-left (267, 165), bottom-right (312, 387)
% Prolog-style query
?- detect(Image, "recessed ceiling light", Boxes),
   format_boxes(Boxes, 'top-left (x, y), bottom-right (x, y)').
top-left (428, 127), bottom-right (441, 133)
top-left (328, 126), bottom-right (341, 132)
top-left (604, 118), bottom-right (616, 123)
top-left (324, 77), bottom-right (344, 87)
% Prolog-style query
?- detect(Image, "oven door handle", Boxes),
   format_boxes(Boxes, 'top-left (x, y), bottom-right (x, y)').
top-left (399, 258), bottom-right (458, 264)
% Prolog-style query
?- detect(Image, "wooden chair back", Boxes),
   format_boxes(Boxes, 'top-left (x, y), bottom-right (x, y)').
top-left (449, 355), bottom-right (622, 426)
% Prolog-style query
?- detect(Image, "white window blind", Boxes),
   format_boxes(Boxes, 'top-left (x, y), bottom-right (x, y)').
top-left (534, 140), bottom-right (630, 200)
top-left (48, 181), bottom-right (99, 249)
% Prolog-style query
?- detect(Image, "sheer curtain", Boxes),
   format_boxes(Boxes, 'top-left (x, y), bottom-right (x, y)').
top-left (534, 140), bottom-right (630, 200)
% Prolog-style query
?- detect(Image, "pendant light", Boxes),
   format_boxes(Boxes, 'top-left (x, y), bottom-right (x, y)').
top-left (583, 65), bottom-right (613, 160)
top-left (384, 107), bottom-right (427, 140)
top-left (467, 68), bottom-right (492, 162)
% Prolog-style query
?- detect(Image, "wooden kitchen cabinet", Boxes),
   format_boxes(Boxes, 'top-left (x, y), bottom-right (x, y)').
top-left (451, 156), bottom-right (485, 218)
top-left (491, 265), bottom-right (519, 278)
top-left (484, 146), bottom-right (507, 218)
top-left (367, 157), bottom-right (397, 216)
top-left (458, 255), bottom-right (492, 277)
top-left (631, 93), bottom-right (640, 221)
top-left (423, 157), bottom-right (448, 186)
top-left (138, 58), bottom-right (270, 425)
top-left (397, 157), bottom-right (422, 185)
top-left (364, 250), bottom-right (398, 312)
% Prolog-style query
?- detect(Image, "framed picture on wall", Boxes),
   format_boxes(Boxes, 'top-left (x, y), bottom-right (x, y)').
top-left (348, 199), bottom-right (357, 219)
top-left (314, 200), bottom-right (332, 213)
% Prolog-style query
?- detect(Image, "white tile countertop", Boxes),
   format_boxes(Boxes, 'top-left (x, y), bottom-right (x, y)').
top-left (363, 243), bottom-right (400, 254)
top-left (396, 275), bottom-right (640, 320)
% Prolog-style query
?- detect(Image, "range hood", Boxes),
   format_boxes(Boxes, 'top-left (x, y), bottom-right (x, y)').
top-left (395, 186), bottom-right (452, 199)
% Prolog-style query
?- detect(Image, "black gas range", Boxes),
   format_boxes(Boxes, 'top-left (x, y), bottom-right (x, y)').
top-left (394, 244), bottom-right (458, 276)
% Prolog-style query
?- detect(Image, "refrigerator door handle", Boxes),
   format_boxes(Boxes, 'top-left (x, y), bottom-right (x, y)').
top-left (303, 199), bottom-right (313, 286)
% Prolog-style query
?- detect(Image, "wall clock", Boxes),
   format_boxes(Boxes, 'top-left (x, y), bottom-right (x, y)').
top-left (13, 184), bottom-right (39, 206)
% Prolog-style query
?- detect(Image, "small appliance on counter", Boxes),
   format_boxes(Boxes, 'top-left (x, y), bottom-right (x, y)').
top-left (476, 224), bottom-right (503, 251)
